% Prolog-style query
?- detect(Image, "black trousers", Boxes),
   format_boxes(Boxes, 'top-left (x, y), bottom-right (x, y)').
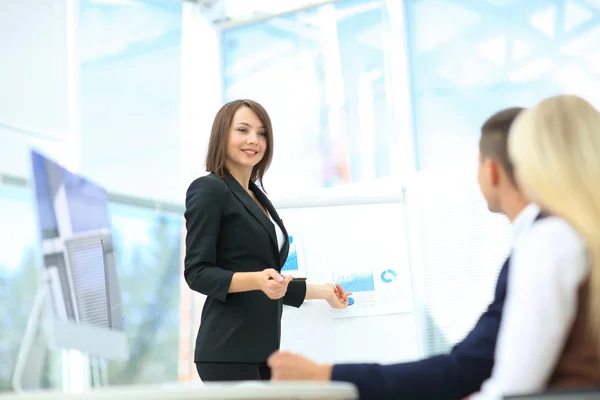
top-left (196, 362), bottom-right (271, 382)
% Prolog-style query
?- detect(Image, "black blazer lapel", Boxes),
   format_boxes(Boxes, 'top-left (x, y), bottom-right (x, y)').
top-left (253, 186), bottom-right (290, 267)
top-left (223, 171), bottom-right (279, 253)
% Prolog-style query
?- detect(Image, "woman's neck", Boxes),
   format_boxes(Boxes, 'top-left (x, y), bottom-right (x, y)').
top-left (225, 163), bottom-right (252, 191)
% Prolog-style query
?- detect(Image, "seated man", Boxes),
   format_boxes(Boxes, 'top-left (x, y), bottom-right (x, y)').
top-left (268, 107), bottom-right (539, 400)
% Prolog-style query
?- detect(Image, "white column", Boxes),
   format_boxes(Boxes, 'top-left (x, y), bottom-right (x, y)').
top-left (317, 4), bottom-right (350, 183)
top-left (358, 69), bottom-right (384, 181)
top-left (178, 2), bottom-right (222, 383)
top-left (0, 0), bottom-right (81, 177)
top-left (384, 0), bottom-right (417, 176)
top-left (62, 0), bottom-right (90, 393)
top-left (384, 0), bottom-right (421, 357)
top-left (64, 0), bottom-right (82, 172)
top-left (179, 2), bottom-right (223, 190)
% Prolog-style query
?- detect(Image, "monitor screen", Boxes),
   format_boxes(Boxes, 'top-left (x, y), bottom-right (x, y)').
top-left (31, 149), bottom-right (123, 331)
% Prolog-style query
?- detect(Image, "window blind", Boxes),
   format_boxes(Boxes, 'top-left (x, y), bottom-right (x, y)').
top-left (405, 165), bottom-right (512, 356)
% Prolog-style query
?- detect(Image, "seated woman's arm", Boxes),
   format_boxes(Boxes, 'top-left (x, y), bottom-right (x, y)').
top-left (471, 218), bottom-right (588, 399)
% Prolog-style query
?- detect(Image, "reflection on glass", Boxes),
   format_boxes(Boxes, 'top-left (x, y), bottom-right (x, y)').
top-left (0, 185), bottom-right (40, 391)
top-left (406, 0), bottom-right (600, 170)
top-left (0, 182), bottom-right (183, 390)
top-left (404, 0), bottom-right (600, 357)
top-left (222, 0), bottom-right (397, 194)
top-left (105, 203), bottom-right (182, 385)
top-left (79, 0), bottom-right (183, 202)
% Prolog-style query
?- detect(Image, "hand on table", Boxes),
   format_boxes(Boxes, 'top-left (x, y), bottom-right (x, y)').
top-left (268, 351), bottom-right (333, 381)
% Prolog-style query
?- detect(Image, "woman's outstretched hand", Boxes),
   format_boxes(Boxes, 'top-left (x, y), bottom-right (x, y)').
top-left (325, 283), bottom-right (352, 308)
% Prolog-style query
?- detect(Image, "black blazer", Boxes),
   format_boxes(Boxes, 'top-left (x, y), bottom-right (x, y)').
top-left (183, 170), bottom-right (306, 363)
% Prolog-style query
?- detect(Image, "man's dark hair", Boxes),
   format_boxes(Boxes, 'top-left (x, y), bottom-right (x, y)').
top-left (479, 107), bottom-right (525, 185)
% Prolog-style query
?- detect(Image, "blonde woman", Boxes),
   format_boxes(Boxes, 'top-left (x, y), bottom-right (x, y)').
top-left (472, 95), bottom-right (600, 399)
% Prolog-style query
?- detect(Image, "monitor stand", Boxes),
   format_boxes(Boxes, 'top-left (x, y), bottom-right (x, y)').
top-left (11, 280), bottom-right (110, 393)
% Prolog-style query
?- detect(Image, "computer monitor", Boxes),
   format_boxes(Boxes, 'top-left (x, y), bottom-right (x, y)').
top-left (30, 149), bottom-right (128, 360)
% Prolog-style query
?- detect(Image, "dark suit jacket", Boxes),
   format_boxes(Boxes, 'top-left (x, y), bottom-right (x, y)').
top-left (332, 257), bottom-right (511, 400)
top-left (184, 170), bottom-right (306, 363)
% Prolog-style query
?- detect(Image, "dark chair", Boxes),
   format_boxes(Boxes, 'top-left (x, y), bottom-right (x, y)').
top-left (505, 387), bottom-right (600, 400)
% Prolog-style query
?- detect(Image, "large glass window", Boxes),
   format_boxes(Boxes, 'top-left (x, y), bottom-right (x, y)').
top-left (2, 0), bottom-right (189, 391)
top-left (0, 181), bottom-right (183, 391)
top-left (406, 0), bottom-right (600, 170)
top-left (104, 202), bottom-right (182, 385)
top-left (405, 0), bottom-right (600, 356)
top-left (79, 0), bottom-right (184, 203)
top-left (222, 0), bottom-right (400, 195)
top-left (0, 185), bottom-right (43, 391)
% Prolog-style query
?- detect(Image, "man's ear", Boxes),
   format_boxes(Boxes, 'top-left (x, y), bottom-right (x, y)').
top-left (488, 159), bottom-right (501, 186)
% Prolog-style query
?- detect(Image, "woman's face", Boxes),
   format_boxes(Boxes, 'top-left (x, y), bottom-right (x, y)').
top-left (225, 106), bottom-right (267, 172)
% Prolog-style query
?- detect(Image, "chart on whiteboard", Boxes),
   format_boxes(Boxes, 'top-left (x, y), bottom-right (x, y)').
top-left (331, 266), bottom-right (413, 318)
top-left (281, 231), bottom-right (307, 278)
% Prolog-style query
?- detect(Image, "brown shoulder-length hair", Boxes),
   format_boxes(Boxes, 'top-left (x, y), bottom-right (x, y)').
top-left (205, 99), bottom-right (274, 189)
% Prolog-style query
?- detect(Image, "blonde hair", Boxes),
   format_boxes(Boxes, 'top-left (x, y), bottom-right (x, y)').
top-left (509, 94), bottom-right (600, 350)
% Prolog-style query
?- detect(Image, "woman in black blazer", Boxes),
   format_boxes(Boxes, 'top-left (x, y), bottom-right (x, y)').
top-left (184, 99), bottom-right (351, 382)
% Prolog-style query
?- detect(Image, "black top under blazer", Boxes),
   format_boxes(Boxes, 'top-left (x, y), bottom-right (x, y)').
top-left (184, 170), bottom-right (307, 363)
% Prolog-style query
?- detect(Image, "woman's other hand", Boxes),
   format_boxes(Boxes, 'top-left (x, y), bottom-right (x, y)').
top-left (256, 269), bottom-right (292, 299)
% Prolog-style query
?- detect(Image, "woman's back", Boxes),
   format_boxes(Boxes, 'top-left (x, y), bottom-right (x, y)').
top-left (509, 95), bottom-right (600, 391)
top-left (549, 278), bottom-right (600, 388)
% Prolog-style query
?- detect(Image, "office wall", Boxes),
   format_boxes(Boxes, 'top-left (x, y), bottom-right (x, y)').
top-left (0, 0), bottom-right (74, 177)
top-left (0, 0), bottom-right (70, 137)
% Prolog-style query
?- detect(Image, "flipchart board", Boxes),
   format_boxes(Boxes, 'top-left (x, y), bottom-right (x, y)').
top-left (273, 189), bottom-right (423, 365)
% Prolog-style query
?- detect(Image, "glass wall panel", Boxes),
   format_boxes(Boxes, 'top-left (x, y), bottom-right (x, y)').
top-left (405, 0), bottom-right (600, 356)
top-left (0, 181), bottom-right (183, 391)
top-left (79, 0), bottom-right (184, 203)
top-left (104, 201), bottom-right (182, 385)
top-left (222, 0), bottom-right (399, 195)
top-left (406, 0), bottom-right (600, 170)
top-left (2, 0), bottom-right (192, 391)
top-left (0, 184), bottom-right (43, 391)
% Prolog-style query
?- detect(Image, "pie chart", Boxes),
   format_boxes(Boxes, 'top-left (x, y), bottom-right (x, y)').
top-left (381, 269), bottom-right (397, 283)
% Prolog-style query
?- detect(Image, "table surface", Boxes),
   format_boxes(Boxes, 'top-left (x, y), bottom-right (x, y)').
top-left (0, 381), bottom-right (358, 400)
